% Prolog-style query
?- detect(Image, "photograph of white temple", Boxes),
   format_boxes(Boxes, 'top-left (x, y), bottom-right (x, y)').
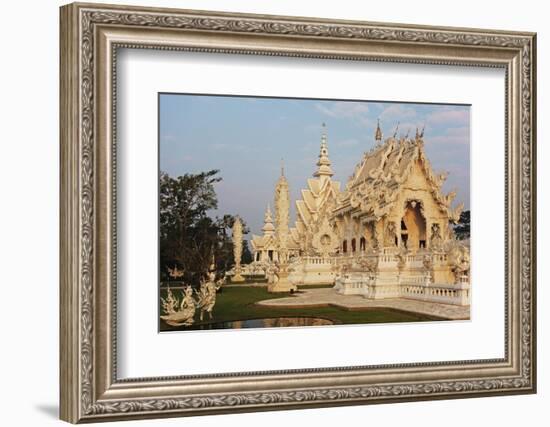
top-left (159, 95), bottom-right (471, 331)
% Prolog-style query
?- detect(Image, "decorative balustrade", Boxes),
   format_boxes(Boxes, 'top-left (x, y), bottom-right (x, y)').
top-left (335, 272), bottom-right (470, 306)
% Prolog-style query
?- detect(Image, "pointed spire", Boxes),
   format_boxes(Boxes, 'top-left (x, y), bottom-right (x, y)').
top-left (393, 122), bottom-right (400, 138)
top-left (262, 204), bottom-right (275, 236)
top-left (314, 123), bottom-right (334, 180)
top-left (265, 204), bottom-right (273, 222)
top-left (375, 118), bottom-right (383, 142)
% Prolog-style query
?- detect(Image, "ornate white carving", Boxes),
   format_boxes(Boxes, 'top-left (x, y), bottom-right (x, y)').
top-left (232, 217), bottom-right (245, 282)
top-left (73, 8), bottom-right (535, 418)
top-left (196, 272), bottom-right (223, 321)
top-left (160, 285), bottom-right (196, 327)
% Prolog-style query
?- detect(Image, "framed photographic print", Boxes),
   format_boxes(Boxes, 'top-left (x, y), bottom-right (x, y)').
top-left (60, 2), bottom-right (537, 423)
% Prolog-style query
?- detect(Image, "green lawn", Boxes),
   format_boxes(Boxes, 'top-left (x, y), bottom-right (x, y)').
top-left (159, 285), bottom-right (443, 331)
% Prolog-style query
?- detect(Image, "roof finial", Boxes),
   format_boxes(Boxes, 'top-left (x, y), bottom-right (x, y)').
top-left (393, 122), bottom-right (400, 138)
top-left (280, 158), bottom-right (285, 176)
top-left (375, 118), bottom-right (383, 142)
top-left (321, 122), bottom-right (327, 144)
top-left (262, 203), bottom-right (275, 236)
top-left (314, 123), bottom-right (334, 179)
top-left (420, 124), bottom-right (425, 138)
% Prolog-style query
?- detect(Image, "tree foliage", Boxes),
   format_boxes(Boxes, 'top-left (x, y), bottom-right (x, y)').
top-left (159, 170), bottom-right (252, 286)
top-left (453, 210), bottom-right (470, 240)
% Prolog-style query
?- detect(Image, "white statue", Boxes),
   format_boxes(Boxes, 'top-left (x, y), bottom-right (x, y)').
top-left (232, 216), bottom-right (245, 282)
top-left (266, 262), bottom-right (279, 285)
top-left (196, 271), bottom-right (222, 321)
top-left (160, 285), bottom-right (196, 327)
top-left (167, 265), bottom-right (184, 280)
top-left (448, 241), bottom-right (470, 282)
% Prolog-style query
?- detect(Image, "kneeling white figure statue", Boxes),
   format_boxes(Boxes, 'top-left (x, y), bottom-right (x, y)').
top-left (160, 285), bottom-right (197, 327)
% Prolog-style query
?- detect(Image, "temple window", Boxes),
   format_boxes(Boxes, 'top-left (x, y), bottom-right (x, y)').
top-left (419, 240), bottom-right (426, 248)
top-left (268, 250), bottom-right (273, 261)
top-left (360, 237), bottom-right (366, 251)
top-left (343, 240), bottom-right (347, 253)
top-left (351, 238), bottom-right (356, 252)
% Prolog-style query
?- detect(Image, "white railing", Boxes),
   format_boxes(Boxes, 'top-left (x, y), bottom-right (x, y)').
top-left (300, 256), bottom-right (336, 266)
top-left (335, 274), bottom-right (470, 306)
top-left (400, 281), bottom-right (469, 305)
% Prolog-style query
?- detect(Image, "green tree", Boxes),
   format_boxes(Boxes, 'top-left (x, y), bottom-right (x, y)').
top-left (454, 210), bottom-right (470, 240)
top-left (159, 170), bottom-right (252, 286)
top-left (160, 170), bottom-right (221, 286)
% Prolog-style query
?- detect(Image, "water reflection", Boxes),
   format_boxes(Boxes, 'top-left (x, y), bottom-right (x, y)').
top-left (188, 317), bottom-right (334, 330)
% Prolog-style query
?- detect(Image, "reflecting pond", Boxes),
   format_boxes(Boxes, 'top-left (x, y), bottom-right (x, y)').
top-left (189, 317), bottom-right (334, 330)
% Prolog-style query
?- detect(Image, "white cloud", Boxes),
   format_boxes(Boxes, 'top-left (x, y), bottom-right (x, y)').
top-left (428, 126), bottom-right (470, 146)
top-left (314, 101), bottom-right (371, 126)
top-left (426, 108), bottom-right (469, 127)
top-left (378, 104), bottom-right (417, 124)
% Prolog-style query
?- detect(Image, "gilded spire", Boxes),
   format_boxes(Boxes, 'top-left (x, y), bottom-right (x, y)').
top-left (314, 123), bottom-right (334, 180)
top-left (375, 118), bottom-right (383, 142)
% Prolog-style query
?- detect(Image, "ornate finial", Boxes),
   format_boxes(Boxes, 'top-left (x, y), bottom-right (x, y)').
top-left (393, 122), bottom-right (400, 138)
top-left (314, 123), bottom-right (334, 179)
top-left (280, 158), bottom-right (285, 176)
top-left (415, 127), bottom-right (420, 140)
top-left (375, 118), bottom-right (383, 142)
top-left (405, 128), bottom-right (410, 139)
top-left (262, 204), bottom-right (275, 236)
top-left (420, 124), bottom-right (425, 138)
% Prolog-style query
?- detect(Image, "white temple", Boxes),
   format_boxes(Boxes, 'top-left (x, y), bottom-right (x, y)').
top-left (244, 122), bottom-right (470, 306)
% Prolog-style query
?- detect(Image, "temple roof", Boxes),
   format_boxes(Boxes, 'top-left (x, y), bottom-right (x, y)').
top-left (334, 133), bottom-right (463, 222)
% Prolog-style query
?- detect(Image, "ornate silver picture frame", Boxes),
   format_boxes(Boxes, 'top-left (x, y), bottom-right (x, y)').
top-left (60, 2), bottom-right (536, 423)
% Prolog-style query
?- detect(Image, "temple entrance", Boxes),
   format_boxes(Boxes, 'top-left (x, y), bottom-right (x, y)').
top-left (401, 202), bottom-right (426, 251)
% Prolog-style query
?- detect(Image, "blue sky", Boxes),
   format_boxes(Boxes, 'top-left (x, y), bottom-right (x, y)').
top-left (160, 94), bottom-right (470, 236)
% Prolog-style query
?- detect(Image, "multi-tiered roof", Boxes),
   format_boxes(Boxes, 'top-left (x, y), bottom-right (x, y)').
top-left (333, 122), bottom-right (463, 222)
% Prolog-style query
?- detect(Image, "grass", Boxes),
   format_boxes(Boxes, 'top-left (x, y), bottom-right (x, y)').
top-left (159, 285), bottom-right (442, 331)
